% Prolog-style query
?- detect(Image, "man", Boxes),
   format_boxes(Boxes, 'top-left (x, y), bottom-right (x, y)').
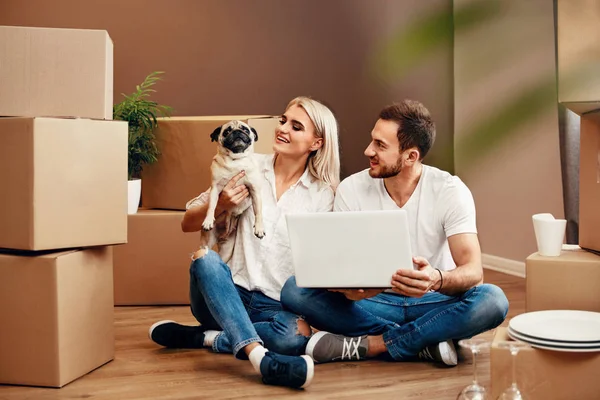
top-left (280, 99), bottom-right (509, 366)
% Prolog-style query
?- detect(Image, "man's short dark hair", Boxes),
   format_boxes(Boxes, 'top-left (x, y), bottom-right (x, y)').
top-left (379, 100), bottom-right (436, 159)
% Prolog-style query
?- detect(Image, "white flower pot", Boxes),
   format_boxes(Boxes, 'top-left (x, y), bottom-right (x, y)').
top-left (128, 179), bottom-right (142, 214)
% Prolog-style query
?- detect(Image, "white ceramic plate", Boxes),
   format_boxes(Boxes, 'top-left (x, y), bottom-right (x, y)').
top-left (508, 327), bottom-right (600, 349)
top-left (509, 310), bottom-right (600, 342)
top-left (507, 329), bottom-right (600, 353)
top-left (509, 326), bottom-right (600, 344)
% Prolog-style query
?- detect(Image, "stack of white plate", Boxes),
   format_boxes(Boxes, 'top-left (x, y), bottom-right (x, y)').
top-left (508, 310), bottom-right (600, 352)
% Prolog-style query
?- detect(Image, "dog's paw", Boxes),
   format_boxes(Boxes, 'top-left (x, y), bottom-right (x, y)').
top-left (202, 218), bottom-right (215, 231)
top-left (253, 223), bottom-right (265, 239)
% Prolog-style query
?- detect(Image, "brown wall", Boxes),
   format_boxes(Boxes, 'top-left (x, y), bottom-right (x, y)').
top-left (3, 0), bottom-right (568, 263)
top-left (0, 0), bottom-right (454, 179)
top-left (454, 0), bottom-right (564, 262)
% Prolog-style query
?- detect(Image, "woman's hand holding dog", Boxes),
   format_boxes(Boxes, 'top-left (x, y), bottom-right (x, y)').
top-left (182, 171), bottom-right (250, 233)
top-left (217, 171), bottom-right (250, 214)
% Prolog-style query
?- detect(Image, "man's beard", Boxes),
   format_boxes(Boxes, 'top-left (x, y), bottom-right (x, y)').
top-left (368, 158), bottom-right (403, 178)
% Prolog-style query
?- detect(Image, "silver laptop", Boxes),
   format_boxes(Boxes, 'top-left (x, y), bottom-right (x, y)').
top-left (285, 210), bottom-right (414, 288)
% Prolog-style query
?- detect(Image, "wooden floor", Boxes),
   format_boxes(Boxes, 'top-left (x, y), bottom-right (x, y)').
top-left (1, 270), bottom-right (524, 400)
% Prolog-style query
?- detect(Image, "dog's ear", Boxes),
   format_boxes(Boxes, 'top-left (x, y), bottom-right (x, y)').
top-left (251, 127), bottom-right (258, 142)
top-left (210, 126), bottom-right (221, 142)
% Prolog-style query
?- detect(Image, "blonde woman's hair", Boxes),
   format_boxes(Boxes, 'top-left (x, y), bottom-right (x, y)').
top-left (285, 96), bottom-right (341, 189)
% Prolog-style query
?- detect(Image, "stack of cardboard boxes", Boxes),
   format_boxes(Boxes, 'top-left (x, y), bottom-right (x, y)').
top-left (112, 116), bottom-right (279, 305)
top-left (490, 2), bottom-right (600, 398)
top-left (0, 26), bottom-right (127, 387)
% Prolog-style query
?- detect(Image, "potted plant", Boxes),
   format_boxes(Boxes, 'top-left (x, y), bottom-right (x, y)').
top-left (113, 71), bottom-right (172, 214)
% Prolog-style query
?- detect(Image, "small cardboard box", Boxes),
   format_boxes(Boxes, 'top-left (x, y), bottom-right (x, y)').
top-left (0, 246), bottom-right (115, 388)
top-left (0, 25), bottom-right (113, 120)
top-left (140, 116), bottom-right (278, 210)
top-left (526, 247), bottom-right (600, 312)
top-left (579, 111), bottom-right (600, 253)
top-left (113, 209), bottom-right (200, 305)
top-left (0, 117), bottom-right (128, 251)
top-left (491, 327), bottom-right (600, 399)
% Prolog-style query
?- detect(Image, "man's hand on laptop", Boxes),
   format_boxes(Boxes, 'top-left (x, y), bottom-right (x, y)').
top-left (328, 289), bottom-right (384, 301)
top-left (390, 256), bottom-right (441, 298)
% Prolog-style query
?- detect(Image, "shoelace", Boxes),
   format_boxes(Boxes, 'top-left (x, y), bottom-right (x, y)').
top-left (265, 354), bottom-right (291, 377)
top-left (418, 347), bottom-right (434, 360)
top-left (341, 337), bottom-right (363, 360)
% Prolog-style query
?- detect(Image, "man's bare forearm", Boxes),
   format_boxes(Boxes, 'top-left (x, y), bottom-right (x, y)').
top-left (437, 262), bottom-right (483, 296)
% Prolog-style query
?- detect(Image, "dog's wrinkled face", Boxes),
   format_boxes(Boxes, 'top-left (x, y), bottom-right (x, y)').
top-left (210, 120), bottom-right (258, 154)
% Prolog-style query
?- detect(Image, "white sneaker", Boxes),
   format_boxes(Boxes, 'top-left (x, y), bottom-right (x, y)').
top-left (417, 340), bottom-right (458, 366)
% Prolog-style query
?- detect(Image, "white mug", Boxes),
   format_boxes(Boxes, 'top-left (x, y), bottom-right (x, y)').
top-left (532, 213), bottom-right (567, 257)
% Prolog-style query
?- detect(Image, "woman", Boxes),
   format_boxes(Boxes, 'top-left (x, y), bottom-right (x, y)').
top-left (149, 96), bottom-right (340, 389)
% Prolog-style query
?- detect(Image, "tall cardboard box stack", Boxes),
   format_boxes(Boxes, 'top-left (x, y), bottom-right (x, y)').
top-left (557, 0), bottom-right (600, 255)
top-left (113, 116), bottom-right (279, 305)
top-left (521, 0), bottom-right (600, 313)
top-left (521, 0), bottom-right (600, 316)
top-left (490, 3), bottom-right (600, 398)
top-left (0, 25), bottom-right (127, 388)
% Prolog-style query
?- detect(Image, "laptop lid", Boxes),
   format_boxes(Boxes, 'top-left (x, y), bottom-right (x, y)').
top-left (285, 210), bottom-right (414, 288)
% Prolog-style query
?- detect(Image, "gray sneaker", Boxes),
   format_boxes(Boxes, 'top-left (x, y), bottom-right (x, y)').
top-left (305, 331), bottom-right (368, 363)
top-left (417, 340), bottom-right (458, 366)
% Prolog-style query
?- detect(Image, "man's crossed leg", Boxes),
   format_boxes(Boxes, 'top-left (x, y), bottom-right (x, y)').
top-left (281, 277), bottom-right (508, 366)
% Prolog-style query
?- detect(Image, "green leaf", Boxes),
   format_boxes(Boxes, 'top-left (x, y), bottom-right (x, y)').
top-left (113, 71), bottom-right (173, 179)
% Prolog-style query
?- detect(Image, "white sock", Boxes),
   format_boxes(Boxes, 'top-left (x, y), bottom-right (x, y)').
top-left (248, 345), bottom-right (268, 373)
top-left (203, 330), bottom-right (221, 347)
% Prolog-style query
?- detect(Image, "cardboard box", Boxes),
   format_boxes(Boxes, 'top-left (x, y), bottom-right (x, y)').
top-left (0, 117), bottom-right (128, 251)
top-left (0, 25), bottom-right (113, 120)
top-left (557, 1), bottom-right (600, 111)
top-left (526, 247), bottom-right (600, 312)
top-left (561, 101), bottom-right (600, 115)
top-left (491, 327), bottom-right (600, 399)
top-left (579, 111), bottom-right (600, 253)
top-left (0, 246), bottom-right (114, 388)
top-left (113, 209), bottom-right (200, 305)
top-left (141, 116), bottom-right (278, 210)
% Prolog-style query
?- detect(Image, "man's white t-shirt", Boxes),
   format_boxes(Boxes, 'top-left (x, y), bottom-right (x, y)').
top-left (334, 165), bottom-right (477, 272)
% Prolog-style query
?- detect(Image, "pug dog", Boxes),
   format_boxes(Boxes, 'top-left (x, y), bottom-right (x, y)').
top-left (199, 120), bottom-right (265, 253)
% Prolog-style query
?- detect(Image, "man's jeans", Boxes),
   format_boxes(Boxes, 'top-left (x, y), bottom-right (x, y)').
top-left (281, 277), bottom-right (509, 360)
top-left (189, 250), bottom-right (309, 359)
